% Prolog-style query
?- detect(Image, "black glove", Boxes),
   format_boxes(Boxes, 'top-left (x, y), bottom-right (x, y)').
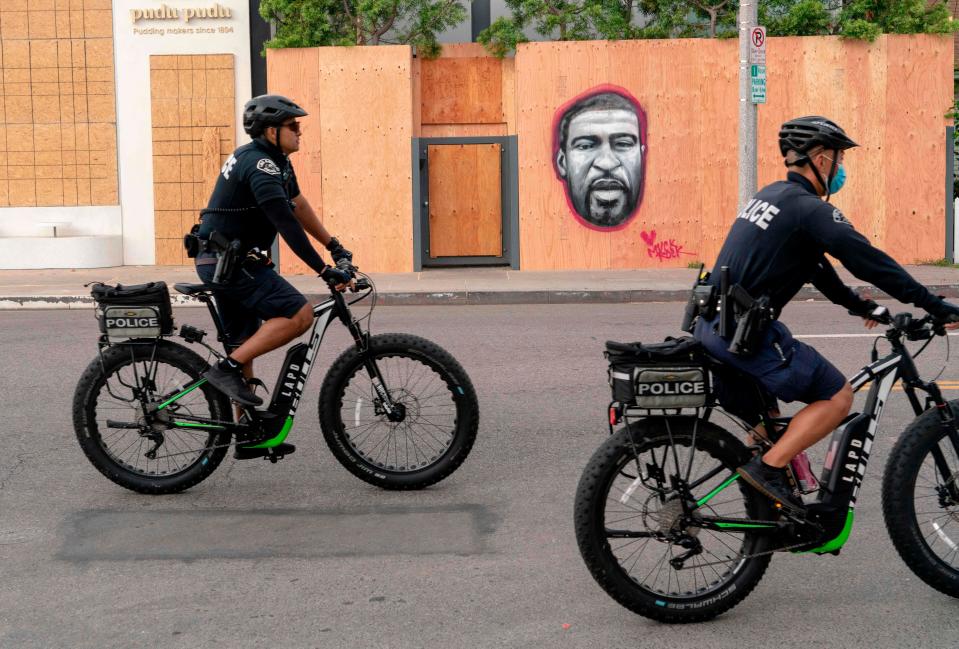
top-left (326, 237), bottom-right (352, 264)
top-left (927, 299), bottom-right (959, 323)
top-left (321, 264), bottom-right (353, 287)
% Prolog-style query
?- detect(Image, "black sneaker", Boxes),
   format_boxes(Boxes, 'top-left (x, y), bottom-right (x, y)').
top-left (202, 363), bottom-right (263, 407)
top-left (234, 442), bottom-right (296, 460)
top-left (737, 456), bottom-right (804, 514)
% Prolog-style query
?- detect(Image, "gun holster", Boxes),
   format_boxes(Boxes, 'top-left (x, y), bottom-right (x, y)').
top-left (206, 232), bottom-right (242, 285)
top-left (726, 285), bottom-right (773, 356)
top-left (680, 268), bottom-right (716, 333)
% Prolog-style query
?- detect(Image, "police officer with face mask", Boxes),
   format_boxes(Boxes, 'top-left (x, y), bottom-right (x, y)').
top-left (193, 95), bottom-right (353, 458)
top-left (694, 116), bottom-right (959, 512)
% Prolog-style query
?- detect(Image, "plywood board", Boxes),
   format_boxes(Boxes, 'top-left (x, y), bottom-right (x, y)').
top-left (270, 46), bottom-right (414, 274)
top-left (266, 47), bottom-right (323, 273)
top-left (150, 54), bottom-right (234, 265)
top-left (515, 35), bottom-right (952, 270)
top-left (516, 40), bottom-right (612, 270)
top-left (427, 143), bottom-right (502, 257)
top-left (421, 57), bottom-right (503, 125)
top-left (421, 124), bottom-right (507, 138)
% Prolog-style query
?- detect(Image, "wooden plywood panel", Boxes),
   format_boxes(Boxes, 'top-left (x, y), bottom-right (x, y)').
top-left (0, 3), bottom-right (117, 207)
top-left (272, 45), bottom-right (414, 274)
top-left (695, 39), bottom-right (739, 267)
top-left (883, 35), bottom-right (951, 263)
top-left (435, 43), bottom-right (489, 58)
top-left (421, 57), bottom-right (502, 125)
top-left (428, 143), bottom-right (502, 257)
top-left (267, 47), bottom-right (322, 273)
top-left (317, 46), bottom-right (413, 273)
top-left (150, 54), bottom-right (235, 265)
top-left (516, 40), bottom-right (612, 270)
top-left (421, 124), bottom-right (507, 137)
top-left (608, 38), bottom-right (709, 270)
top-left (502, 57), bottom-right (516, 135)
top-left (515, 35), bottom-right (951, 271)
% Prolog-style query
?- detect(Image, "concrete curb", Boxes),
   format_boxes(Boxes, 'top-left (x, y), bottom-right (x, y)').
top-left (3, 284), bottom-right (959, 310)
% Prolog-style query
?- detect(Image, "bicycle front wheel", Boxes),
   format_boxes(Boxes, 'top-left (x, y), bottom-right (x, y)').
top-left (319, 333), bottom-right (479, 489)
top-left (574, 417), bottom-right (775, 623)
top-left (72, 340), bottom-right (231, 494)
top-left (883, 402), bottom-right (959, 597)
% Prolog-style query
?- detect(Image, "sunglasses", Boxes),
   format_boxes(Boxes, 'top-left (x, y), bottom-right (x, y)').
top-left (277, 120), bottom-right (301, 134)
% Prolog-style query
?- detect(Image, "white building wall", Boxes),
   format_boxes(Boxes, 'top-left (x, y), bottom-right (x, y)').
top-left (113, 0), bottom-right (253, 265)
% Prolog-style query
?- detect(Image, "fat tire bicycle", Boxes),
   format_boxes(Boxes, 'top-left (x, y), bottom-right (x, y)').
top-left (574, 311), bottom-right (959, 623)
top-left (73, 269), bottom-right (480, 494)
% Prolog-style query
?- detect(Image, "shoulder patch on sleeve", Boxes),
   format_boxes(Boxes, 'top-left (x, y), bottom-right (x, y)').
top-left (832, 208), bottom-right (852, 227)
top-left (256, 158), bottom-right (281, 176)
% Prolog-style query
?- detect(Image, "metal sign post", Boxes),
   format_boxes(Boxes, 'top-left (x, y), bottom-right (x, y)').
top-left (738, 1), bottom-right (760, 211)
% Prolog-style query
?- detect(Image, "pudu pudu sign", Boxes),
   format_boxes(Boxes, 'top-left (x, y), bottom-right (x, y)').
top-left (130, 3), bottom-right (233, 23)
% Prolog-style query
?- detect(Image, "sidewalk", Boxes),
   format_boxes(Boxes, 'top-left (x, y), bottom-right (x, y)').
top-left (2, 264), bottom-right (959, 309)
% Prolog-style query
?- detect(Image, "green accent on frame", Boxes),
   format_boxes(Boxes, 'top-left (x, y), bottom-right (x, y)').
top-left (249, 416), bottom-right (294, 448)
top-left (803, 509), bottom-right (855, 554)
top-left (714, 522), bottom-right (778, 529)
top-left (173, 421), bottom-right (226, 430)
top-left (157, 379), bottom-right (207, 411)
top-left (696, 474), bottom-right (741, 507)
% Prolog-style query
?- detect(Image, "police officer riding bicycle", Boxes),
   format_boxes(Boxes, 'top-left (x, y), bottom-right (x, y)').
top-left (188, 94), bottom-right (354, 456)
top-left (693, 116), bottom-right (959, 513)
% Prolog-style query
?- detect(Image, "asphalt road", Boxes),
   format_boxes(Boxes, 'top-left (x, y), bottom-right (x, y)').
top-left (1, 301), bottom-right (958, 648)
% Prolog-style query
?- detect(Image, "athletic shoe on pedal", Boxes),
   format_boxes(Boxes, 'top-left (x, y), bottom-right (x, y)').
top-left (234, 442), bottom-right (296, 460)
top-left (202, 363), bottom-right (263, 407)
top-left (737, 456), bottom-right (804, 514)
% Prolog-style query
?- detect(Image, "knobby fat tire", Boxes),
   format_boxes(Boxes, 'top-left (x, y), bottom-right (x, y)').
top-left (318, 333), bottom-right (479, 490)
top-left (882, 400), bottom-right (959, 598)
top-left (574, 418), bottom-right (775, 623)
top-left (73, 340), bottom-right (232, 494)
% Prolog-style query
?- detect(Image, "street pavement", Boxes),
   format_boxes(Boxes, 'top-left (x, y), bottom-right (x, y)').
top-left (1, 301), bottom-right (958, 648)
top-left (2, 263), bottom-right (959, 307)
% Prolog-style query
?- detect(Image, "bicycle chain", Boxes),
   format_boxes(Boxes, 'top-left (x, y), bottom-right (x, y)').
top-left (673, 516), bottom-right (822, 570)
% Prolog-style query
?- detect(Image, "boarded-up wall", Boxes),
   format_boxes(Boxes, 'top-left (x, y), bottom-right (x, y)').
top-left (0, 0), bottom-right (118, 207)
top-left (267, 45), bottom-right (414, 274)
top-left (517, 35), bottom-right (952, 270)
top-left (150, 54), bottom-right (235, 265)
top-left (266, 35), bottom-right (952, 273)
top-left (415, 43), bottom-right (516, 138)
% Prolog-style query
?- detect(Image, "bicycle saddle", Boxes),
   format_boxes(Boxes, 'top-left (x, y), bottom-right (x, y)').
top-left (173, 282), bottom-right (213, 296)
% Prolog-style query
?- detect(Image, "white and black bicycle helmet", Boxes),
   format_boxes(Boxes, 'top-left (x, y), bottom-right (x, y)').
top-left (242, 94), bottom-right (307, 138)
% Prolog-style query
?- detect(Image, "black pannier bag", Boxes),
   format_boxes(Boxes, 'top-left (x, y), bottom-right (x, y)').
top-left (605, 336), bottom-right (709, 409)
top-left (90, 281), bottom-right (175, 340)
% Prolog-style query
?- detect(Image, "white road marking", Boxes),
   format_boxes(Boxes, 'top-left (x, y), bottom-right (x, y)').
top-left (796, 333), bottom-right (959, 339)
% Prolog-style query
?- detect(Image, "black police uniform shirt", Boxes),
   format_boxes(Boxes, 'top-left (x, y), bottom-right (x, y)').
top-left (198, 138), bottom-right (327, 274)
top-left (707, 171), bottom-right (939, 318)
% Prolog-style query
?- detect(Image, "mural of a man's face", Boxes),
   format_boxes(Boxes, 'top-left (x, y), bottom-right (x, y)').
top-left (555, 93), bottom-right (646, 229)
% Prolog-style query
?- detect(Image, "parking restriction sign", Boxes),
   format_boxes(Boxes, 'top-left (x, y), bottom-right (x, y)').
top-left (749, 26), bottom-right (766, 65)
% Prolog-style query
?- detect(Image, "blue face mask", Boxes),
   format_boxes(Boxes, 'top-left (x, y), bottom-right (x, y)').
top-left (828, 164), bottom-right (846, 194)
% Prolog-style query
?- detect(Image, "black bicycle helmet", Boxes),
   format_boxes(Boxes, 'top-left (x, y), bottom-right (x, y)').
top-left (242, 94), bottom-right (307, 138)
top-left (778, 116), bottom-right (858, 157)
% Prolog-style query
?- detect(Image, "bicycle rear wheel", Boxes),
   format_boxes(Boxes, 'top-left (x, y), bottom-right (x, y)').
top-left (73, 340), bottom-right (231, 494)
top-left (883, 402), bottom-right (959, 597)
top-left (319, 333), bottom-right (479, 489)
top-left (574, 417), bottom-right (775, 623)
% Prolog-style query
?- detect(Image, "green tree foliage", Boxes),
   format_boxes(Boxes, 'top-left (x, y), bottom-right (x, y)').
top-left (760, 0), bottom-right (832, 36)
top-left (838, 0), bottom-right (956, 42)
top-left (259, 0), bottom-right (466, 56)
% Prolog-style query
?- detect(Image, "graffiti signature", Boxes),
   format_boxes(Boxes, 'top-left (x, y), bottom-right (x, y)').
top-left (640, 230), bottom-right (695, 261)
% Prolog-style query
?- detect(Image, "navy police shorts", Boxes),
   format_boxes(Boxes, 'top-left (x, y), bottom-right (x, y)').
top-left (694, 316), bottom-right (846, 408)
top-left (195, 253), bottom-right (308, 347)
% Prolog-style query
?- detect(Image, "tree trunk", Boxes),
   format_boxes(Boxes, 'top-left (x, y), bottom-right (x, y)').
top-left (708, 8), bottom-right (717, 37)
